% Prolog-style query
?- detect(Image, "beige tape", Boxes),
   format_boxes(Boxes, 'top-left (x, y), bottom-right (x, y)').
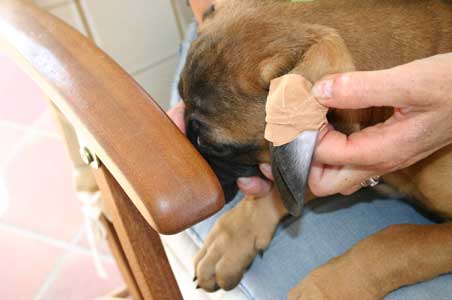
top-left (265, 74), bottom-right (328, 146)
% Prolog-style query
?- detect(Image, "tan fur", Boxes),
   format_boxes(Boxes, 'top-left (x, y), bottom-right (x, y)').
top-left (180, 1), bottom-right (452, 298)
top-left (194, 189), bottom-right (286, 291)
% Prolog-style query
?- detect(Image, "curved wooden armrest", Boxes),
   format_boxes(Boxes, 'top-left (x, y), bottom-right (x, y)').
top-left (0, 0), bottom-right (224, 234)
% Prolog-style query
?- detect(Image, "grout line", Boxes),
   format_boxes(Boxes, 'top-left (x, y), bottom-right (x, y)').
top-left (73, 0), bottom-right (95, 41)
top-left (0, 113), bottom-right (61, 170)
top-left (41, 0), bottom-right (73, 11)
top-left (1, 129), bottom-right (41, 171)
top-left (131, 52), bottom-right (178, 76)
top-left (33, 229), bottom-right (83, 300)
top-left (0, 120), bottom-right (60, 140)
top-left (33, 225), bottom-right (115, 300)
top-left (0, 222), bottom-right (113, 261)
top-left (0, 176), bottom-right (9, 217)
top-left (169, 0), bottom-right (185, 41)
top-left (32, 111), bottom-right (62, 139)
top-left (33, 251), bottom-right (69, 300)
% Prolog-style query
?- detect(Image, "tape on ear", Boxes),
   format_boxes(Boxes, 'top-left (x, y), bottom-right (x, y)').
top-left (265, 74), bottom-right (328, 146)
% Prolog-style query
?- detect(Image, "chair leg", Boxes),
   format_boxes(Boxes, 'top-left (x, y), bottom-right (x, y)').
top-left (47, 103), bottom-right (182, 300)
top-left (94, 167), bottom-right (183, 300)
top-left (101, 215), bottom-right (143, 300)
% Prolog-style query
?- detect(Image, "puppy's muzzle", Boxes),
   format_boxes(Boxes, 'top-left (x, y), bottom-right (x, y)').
top-left (186, 119), bottom-right (264, 202)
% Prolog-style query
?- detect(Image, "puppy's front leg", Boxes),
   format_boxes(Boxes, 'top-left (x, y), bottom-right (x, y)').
top-left (289, 222), bottom-right (452, 300)
top-left (194, 186), bottom-right (288, 292)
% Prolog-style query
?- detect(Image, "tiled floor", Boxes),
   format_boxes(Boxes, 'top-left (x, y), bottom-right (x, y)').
top-left (0, 51), bottom-right (124, 298)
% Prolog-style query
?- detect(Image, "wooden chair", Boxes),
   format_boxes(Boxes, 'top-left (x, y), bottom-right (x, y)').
top-left (0, 1), bottom-right (224, 299)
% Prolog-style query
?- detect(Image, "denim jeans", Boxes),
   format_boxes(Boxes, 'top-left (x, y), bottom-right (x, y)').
top-left (173, 21), bottom-right (452, 300)
top-left (187, 191), bottom-right (452, 300)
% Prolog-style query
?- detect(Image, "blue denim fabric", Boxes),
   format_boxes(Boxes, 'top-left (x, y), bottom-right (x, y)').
top-left (187, 192), bottom-right (452, 300)
top-left (172, 22), bottom-right (452, 300)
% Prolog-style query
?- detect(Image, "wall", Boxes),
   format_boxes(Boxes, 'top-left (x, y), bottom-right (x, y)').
top-left (34, 0), bottom-right (194, 110)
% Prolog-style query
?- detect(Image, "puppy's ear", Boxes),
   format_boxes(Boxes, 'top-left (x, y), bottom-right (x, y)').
top-left (259, 28), bottom-right (355, 87)
top-left (259, 55), bottom-right (295, 89)
top-left (271, 131), bottom-right (318, 216)
top-left (264, 29), bottom-right (356, 216)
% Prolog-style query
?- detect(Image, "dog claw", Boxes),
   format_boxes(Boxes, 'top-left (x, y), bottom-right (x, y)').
top-left (259, 250), bottom-right (264, 258)
top-left (196, 285), bottom-right (200, 289)
top-left (193, 276), bottom-right (197, 282)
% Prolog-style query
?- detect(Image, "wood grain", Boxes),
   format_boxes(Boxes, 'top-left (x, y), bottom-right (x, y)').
top-left (101, 215), bottom-right (143, 300)
top-left (0, 0), bottom-right (224, 234)
top-left (95, 167), bottom-right (182, 300)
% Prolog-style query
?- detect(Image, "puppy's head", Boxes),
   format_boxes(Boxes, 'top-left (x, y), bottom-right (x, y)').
top-left (179, 1), bottom-right (323, 212)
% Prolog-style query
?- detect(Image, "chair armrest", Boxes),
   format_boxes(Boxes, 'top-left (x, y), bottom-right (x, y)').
top-left (0, 0), bottom-right (224, 234)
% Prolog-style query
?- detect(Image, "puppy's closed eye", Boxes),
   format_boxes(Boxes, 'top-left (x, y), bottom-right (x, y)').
top-left (197, 138), bottom-right (235, 157)
top-left (202, 4), bottom-right (215, 21)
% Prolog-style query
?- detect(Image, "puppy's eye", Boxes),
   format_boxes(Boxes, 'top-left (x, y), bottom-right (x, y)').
top-left (210, 143), bottom-right (235, 157)
top-left (197, 137), bottom-right (233, 157)
top-left (202, 4), bottom-right (215, 21)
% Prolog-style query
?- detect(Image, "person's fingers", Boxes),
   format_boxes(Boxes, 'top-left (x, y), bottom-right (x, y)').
top-left (308, 162), bottom-right (377, 197)
top-left (314, 116), bottom-right (417, 168)
top-left (237, 176), bottom-right (272, 197)
top-left (259, 163), bottom-right (274, 180)
top-left (166, 101), bottom-right (186, 133)
top-left (340, 183), bottom-right (363, 196)
top-left (311, 67), bottom-right (415, 109)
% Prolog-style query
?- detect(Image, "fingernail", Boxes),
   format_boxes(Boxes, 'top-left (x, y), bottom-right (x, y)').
top-left (312, 79), bottom-right (333, 99)
top-left (237, 177), bottom-right (253, 187)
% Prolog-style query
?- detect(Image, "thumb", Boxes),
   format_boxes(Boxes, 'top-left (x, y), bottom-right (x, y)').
top-left (311, 68), bottom-right (412, 109)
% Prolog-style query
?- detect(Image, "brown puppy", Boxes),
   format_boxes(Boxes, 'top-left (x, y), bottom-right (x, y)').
top-left (179, 0), bottom-right (452, 299)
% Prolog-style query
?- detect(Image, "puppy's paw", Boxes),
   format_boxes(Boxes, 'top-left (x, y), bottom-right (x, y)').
top-left (289, 258), bottom-right (383, 300)
top-left (194, 194), bottom-right (283, 292)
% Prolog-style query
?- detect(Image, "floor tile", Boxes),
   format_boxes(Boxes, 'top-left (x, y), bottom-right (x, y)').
top-left (133, 56), bottom-right (178, 110)
top-left (0, 52), bottom-right (47, 125)
top-left (0, 177), bottom-right (9, 219)
top-left (41, 251), bottom-right (123, 300)
top-left (0, 227), bottom-right (64, 300)
top-left (77, 227), bottom-right (113, 256)
top-left (1, 135), bottom-right (83, 241)
top-left (0, 123), bottom-right (28, 168)
top-left (34, 108), bottom-right (62, 138)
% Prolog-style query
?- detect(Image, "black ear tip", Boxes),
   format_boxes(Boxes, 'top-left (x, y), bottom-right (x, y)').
top-left (272, 161), bottom-right (303, 217)
top-left (270, 131), bottom-right (319, 217)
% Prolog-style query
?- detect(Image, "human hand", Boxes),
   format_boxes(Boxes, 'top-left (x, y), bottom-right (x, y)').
top-left (308, 53), bottom-right (452, 196)
top-left (167, 101), bottom-right (186, 133)
top-left (237, 164), bottom-right (274, 197)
